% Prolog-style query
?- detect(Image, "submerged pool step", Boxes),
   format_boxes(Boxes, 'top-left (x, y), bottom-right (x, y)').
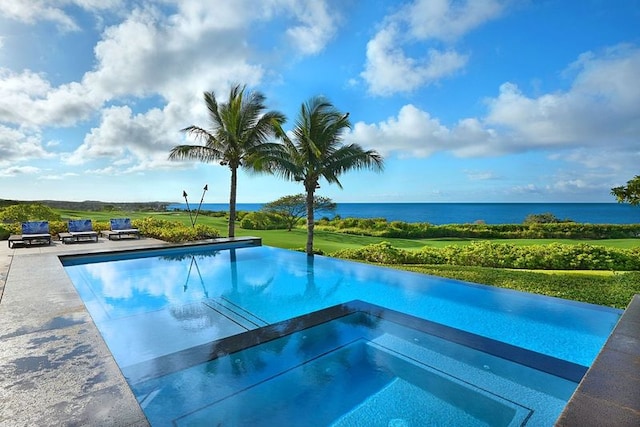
top-left (203, 297), bottom-right (268, 330)
top-left (366, 333), bottom-right (572, 425)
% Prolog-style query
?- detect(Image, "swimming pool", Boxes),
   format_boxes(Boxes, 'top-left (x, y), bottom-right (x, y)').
top-left (62, 243), bottom-right (622, 425)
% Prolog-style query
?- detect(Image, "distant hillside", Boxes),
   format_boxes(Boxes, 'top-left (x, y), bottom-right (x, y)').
top-left (0, 199), bottom-right (170, 212)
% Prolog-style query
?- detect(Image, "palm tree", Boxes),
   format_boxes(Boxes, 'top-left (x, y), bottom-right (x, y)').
top-left (264, 97), bottom-right (384, 255)
top-left (169, 84), bottom-right (286, 237)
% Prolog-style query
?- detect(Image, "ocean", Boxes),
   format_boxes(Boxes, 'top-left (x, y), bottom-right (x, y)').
top-left (167, 202), bottom-right (640, 225)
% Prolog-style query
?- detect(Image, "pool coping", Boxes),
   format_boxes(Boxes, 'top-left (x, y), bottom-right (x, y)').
top-left (555, 293), bottom-right (640, 426)
top-left (0, 237), bottom-right (638, 425)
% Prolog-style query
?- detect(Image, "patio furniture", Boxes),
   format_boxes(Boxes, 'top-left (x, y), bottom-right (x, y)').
top-left (59, 219), bottom-right (99, 244)
top-left (8, 221), bottom-right (52, 248)
top-left (101, 218), bottom-right (140, 240)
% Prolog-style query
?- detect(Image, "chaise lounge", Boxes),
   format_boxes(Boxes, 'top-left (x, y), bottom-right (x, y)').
top-left (8, 221), bottom-right (52, 248)
top-left (59, 219), bottom-right (99, 244)
top-left (101, 218), bottom-right (140, 240)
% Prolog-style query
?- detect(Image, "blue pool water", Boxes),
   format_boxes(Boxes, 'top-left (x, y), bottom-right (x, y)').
top-left (62, 243), bottom-right (622, 426)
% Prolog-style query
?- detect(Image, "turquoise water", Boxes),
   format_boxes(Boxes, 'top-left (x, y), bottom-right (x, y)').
top-left (167, 202), bottom-right (640, 224)
top-left (63, 244), bottom-right (622, 425)
top-left (132, 312), bottom-right (576, 426)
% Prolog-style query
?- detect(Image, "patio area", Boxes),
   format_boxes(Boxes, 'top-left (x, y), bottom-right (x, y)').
top-left (0, 237), bottom-right (638, 425)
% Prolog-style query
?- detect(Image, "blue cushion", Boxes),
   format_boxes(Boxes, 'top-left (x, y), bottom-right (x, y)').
top-left (110, 218), bottom-right (133, 230)
top-left (69, 219), bottom-right (93, 233)
top-left (21, 221), bottom-right (50, 234)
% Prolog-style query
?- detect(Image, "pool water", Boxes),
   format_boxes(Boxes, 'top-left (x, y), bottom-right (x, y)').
top-left (62, 244), bottom-right (622, 426)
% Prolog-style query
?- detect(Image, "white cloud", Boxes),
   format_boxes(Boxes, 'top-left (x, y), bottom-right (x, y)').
top-left (348, 104), bottom-right (499, 158)
top-left (39, 172), bottom-right (80, 180)
top-left (0, 0), bottom-right (124, 31)
top-left (65, 105), bottom-right (180, 169)
top-left (486, 44), bottom-right (640, 150)
top-left (0, 68), bottom-right (100, 127)
top-left (0, 124), bottom-right (52, 163)
top-left (361, 24), bottom-right (468, 95)
top-left (361, 0), bottom-right (504, 95)
top-left (465, 170), bottom-right (500, 181)
top-left (401, 0), bottom-right (504, 41)
top-left (0, 165), bottom-right (41, 177)
top-left (353, 44), bottom-right (640, 166)
top-left (281, 0), bottom-right (339, 55)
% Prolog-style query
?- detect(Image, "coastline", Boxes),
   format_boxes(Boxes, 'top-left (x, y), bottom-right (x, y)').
top-left (167, 202), bottom-right (639, 225)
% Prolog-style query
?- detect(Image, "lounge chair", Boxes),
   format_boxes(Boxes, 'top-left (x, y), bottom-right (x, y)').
top-left (8, 221), bottom-right (52, 248)
top-left (59, 219), bottom-right (99, 244)
top-left (101, 218), bottom-right (140, 240)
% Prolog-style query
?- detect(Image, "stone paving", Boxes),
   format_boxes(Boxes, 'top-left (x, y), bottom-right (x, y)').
top-left (0, 238), bottom-right (170, 426)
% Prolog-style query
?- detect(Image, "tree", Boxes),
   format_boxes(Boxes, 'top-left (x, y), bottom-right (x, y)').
top-left (523, 213), bottom-right (573, 224)
top-left (262, 194), bottom-right (337, 231)
top-left (263, 97), bottom-right (384, 255)
top-left (611, 175), bottom-right (640, 206)
top-left (169, 84), bottom-right (285, 237)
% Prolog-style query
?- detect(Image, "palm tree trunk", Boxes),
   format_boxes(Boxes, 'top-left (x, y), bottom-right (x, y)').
top-left (229, 167), bottom-right (237, 237)
top-left (305, 187), bottom-right (315, 256)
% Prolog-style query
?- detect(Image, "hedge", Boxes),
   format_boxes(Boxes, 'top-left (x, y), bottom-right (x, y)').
top-left (332, 241), bottom-right (640, 271)
top-left (316, 217), bottom-right (640, 239)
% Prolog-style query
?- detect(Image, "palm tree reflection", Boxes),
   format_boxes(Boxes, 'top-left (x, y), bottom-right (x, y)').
top-left (183, 255), bottom-right (209, 298)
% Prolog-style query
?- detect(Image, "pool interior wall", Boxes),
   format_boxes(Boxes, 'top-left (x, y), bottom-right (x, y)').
top-left (58, 242), bottom-right (624, 426)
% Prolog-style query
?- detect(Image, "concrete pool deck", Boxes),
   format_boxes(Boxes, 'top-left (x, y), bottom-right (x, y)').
top-left (0, 237), bottom-right (638, 425)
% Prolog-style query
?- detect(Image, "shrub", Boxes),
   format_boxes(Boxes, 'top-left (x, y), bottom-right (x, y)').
top-left (0, 203), bottom-right (61, 222)
top-left (332, 241), bottom-right (640, 271)
top-left (134, 217), bottom-right (220, 242)
top-left (333, 242), bottom-right (414, 264)
top-left (316, 218), bottom-right (640, 240)
top-left (240, 211), bottom-right (289, 230)
top-left (0, 225), bottom-right (9, 240)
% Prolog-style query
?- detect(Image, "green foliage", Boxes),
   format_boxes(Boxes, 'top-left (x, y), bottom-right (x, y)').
top-left (199, 210), bottom-right (228, 218)
top-left (261, 194), bottom-right (336, 230)
top-left (317, 217), bottom-right (640, 239)
top-left (240, 211), bottom-right (289, 230)
top-left (612, 175), bottom-right (640, 206)
top-left (332, 241), bottom-right (640, 271)
top-left (0, 225), bottom-right (10, 240)
top-left (0, 203), bottom-right (61, 222)
top-left (523, 212), bottom-right (573, 224)
top-left (134, 217), bottom-right (220, 242)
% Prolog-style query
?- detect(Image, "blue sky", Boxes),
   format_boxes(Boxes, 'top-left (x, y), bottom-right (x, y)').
top-left (0, 0), bottom-right (638, 204)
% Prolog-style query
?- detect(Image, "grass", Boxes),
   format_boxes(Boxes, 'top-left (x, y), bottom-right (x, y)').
top-left (56, 209), bottom-right (640, 309)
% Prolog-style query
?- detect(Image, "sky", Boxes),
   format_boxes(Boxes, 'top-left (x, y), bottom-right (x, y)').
top-left (0, 0), bottom-right (639, 204)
